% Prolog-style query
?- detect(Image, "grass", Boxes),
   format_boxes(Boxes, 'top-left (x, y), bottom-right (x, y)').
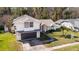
top-left (0, 32), bottom-right (22, 51)
top-left (54, 44), bottom-right (79, 51)
top-left (46, 30), bottom-right (79, 47)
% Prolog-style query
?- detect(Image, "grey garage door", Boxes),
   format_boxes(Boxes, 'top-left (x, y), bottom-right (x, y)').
top-left (21, 32), bottom-right (36, 40)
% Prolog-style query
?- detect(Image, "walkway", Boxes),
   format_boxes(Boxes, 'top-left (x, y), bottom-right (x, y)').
top-left (47, 42), bottom-right (79, 51)
top-left (22, 42), bottom-right (79, 51)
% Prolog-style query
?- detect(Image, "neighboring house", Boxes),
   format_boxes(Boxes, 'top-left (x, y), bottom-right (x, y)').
top-left (0, 22), bottom-right (8, 32)
top-left (55, 19), bottom-right (79, 31)
top-left (61, 22), bottom-right (74, 30)
top-left (4, 25), bottom-right (8, 32)
top-left (55, 19), bottom-right (69, 25)
top-left (55, 19), bottom-right (75, 30)
top-left (69, 19), bottom-right (79, 31)
top-left (3, 24), bottom-right (14, 32)
top-left (51, 24), bottom-right (61, 30)
top-left (13, 15), bottom-right (54, 40)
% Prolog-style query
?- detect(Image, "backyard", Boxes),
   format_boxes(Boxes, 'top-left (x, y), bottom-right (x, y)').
top-left (46, 30), bottom-right (79, 47)
top-left (0, 32), bottom-right (22, 51)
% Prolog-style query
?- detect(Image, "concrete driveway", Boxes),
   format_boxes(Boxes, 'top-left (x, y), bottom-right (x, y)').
top-left (22, 41), bottom-right (79, 51)
top-left (22, 39), bottom-right (47, 51)
top-left (23, 44), bottom-right (47, 51)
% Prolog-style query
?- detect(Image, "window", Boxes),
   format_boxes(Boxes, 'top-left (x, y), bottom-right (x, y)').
top-left (24, 22), bottom-right (33, 28)
top-left (30, 22), bottom-right (33, 27)
top-left (24, 22), bottom-right (29, 28)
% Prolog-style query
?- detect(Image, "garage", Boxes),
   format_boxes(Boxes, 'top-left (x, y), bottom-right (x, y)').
top-left (21, 32), bottom-right (37, 40)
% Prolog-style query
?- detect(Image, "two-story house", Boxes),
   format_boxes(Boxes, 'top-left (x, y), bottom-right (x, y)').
top-left (13, 15), bottom-right (54, 41)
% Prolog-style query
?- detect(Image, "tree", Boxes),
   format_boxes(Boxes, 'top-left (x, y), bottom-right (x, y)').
top-left (50, 7), bottom-right (67, 21)
top-left (26, 7), bottom-right (50, 19)
top-left (63, 11), bottom-right (72, 19)
top-left (5, 16), bottom-right (13, 32)
top-left (60, 26), bottom-right (73, 38)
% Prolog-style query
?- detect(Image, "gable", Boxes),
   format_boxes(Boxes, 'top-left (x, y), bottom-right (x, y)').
top-left (40, 19), bottom-right (54, 26)
top-left (13, 15), bottom-right (40, 24)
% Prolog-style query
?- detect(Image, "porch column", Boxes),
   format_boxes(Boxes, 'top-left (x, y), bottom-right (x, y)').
top-left (16, 32), bottom-right (21, 40)
top-left (37, 31), bottom-right (40, 38)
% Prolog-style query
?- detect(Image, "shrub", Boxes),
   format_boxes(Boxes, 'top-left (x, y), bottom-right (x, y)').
top-left (0, 25), bottom-right (4, 30)
top-left (0, 25), bottom-right (4, 33)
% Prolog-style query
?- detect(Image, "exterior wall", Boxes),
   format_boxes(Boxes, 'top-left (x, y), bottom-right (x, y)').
top-left (36, 31), bottom-right (40, 38)
top-left (14, 19), bottom-right (40, 32)
top-left (42, 25), bottom-right (51, 32)
top-left (14, 22), bottom-right (24, 31)
top-left (15, 32), bottom-right (21, 40)
top-left (74, 21), bottom-right (79, 28)
top-left (24, 21), bottom-right (40, 31)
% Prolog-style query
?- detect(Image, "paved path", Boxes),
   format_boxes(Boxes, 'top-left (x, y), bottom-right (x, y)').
top-left (23, 44), bottom-right (47, 51)
top-left (22, 42), bottom-right (79, 51)
top-left (47, 42), bottom-right (79, 51)
top-left (29, 45), bottom-right (47, 51)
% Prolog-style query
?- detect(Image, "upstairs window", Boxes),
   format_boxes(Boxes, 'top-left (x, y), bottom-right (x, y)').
top-left (24, 22), bottom-right (33, 28)
top-left (24, 22), bottom-right (29, 28)
top-left (30, 22), bottom-right (33, 27)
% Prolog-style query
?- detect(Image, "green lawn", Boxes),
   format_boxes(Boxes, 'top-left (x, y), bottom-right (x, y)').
top-left (46, 30), bottom-right (79, 47)
top-left (0, 32), bottom-right (22, 51)
top-left (54, 44), bottom-right (79, 51)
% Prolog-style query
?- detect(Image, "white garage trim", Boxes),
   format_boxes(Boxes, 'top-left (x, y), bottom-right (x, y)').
top-left (37, 31), bottom-right (40, 38)
top-left (16, 32), bottom-right (21, 40)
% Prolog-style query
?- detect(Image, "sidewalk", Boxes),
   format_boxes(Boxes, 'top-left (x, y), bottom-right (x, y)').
top-left (22, 42), bottom-right (79, 51)
top-left (47, 42), bottom-right (79, 50)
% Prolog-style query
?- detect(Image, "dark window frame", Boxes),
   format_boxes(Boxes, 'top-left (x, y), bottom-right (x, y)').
top-left (30, 22), bottom-right (33, 27)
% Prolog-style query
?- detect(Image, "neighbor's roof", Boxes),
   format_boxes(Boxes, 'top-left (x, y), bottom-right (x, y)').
top-left (55, 19), bottom-right (70, 24)
top-left (40, 19), bottom-right (55, 26)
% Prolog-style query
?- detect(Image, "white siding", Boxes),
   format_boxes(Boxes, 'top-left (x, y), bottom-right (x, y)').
top-left (74, 21), bottom-right (79, 28)
top-left (14, 22), bottom-right (24, 31)
top-left (14, 17), bottom-right (40, 32)
top-left (24, 21), bottom-right (40, 31)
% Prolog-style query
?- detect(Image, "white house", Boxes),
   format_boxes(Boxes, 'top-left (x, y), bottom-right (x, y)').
top-left (55, 19), bottom-right (75, 30)
top-left (13, 15), bottom-right (54, 40)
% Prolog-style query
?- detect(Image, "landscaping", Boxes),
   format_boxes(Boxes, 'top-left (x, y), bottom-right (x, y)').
top-left (54, 44), bottom-right (79, 51)
top-left (46, 30), bottom-right (79, 47)
top-left (0, 32), bottom-right (22, 51)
